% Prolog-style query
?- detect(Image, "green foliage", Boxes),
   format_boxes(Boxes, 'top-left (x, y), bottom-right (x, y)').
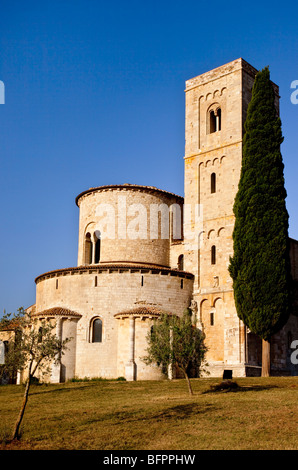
top-left (143, 312), bottom-right (207, 380)
top-left (0, 307), bottom-right (70, 382)
top-left (229, 66), bottom-right (292, 341)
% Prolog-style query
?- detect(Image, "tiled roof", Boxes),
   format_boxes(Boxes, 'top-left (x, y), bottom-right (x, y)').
top-left (31, 307), bottom-right (82, 318)
top-left (114, 305), bottom-right (175, 318)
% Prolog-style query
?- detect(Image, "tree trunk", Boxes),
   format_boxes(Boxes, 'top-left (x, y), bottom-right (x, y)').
top-left (12, 369), bottom-right (32, 440)
top-left (182, 369), bottom-right (193, 396)
top-left (262, 338), bottom-right (271, 377)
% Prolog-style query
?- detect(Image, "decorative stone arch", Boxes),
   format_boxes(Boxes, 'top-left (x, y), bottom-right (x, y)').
top-left (198, 230), bottom-right (205, 248)
top-left (217, 227), bottom-right (225, 237)
top-left (200, 299), bottom-right (209, 331)
top-left (207, 229), bottom-right (216, 240)
top-left (212, 296), bottom-right (223, 308)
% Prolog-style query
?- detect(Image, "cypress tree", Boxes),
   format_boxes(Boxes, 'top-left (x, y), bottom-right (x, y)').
top-left (229, 66), bottom-right (292, 376)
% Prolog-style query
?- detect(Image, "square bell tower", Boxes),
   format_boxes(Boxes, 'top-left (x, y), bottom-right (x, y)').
top-left (183, 58), bottom-right (280, 376)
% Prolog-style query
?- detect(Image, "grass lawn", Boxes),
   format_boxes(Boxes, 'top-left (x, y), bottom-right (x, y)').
top-left (0, 376), bottom-right (297, 450)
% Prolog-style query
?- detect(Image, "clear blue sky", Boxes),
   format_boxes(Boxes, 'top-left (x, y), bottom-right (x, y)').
top-left (0, 0), bottom-right (298, 315)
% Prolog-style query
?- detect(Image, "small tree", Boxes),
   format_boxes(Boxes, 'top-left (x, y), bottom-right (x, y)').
top-left (143, 311), bottom-right (207, 395)
top-left (0, 308), bottom-right (70, 440)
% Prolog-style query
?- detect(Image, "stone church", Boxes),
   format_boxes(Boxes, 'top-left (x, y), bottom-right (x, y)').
top-left (12, 58), bottom-right (298, 382)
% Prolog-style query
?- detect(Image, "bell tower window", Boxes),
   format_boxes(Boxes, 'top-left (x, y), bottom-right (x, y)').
top-left (94, 230), bottom-right (101, 264)
top-left (211, 173), bottom-right (216, 193)
top-left (207, 104), bottom-right (222, 134)
top-left (211, 245), bottom-right (216, 265)
top-left (84, 232), bottom-right (92, 264)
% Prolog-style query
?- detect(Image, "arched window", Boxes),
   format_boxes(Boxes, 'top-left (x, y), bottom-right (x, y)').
top-left (91, 318), bottom-right (103, 343)
top-left (94, 230), bottom-right (101, 264)
top-left (211, 173), bottom-right (216, 193)
top-left (208, 105), bottom-right (222, 134)
top-left (211, 245), bottom-right (216, 265)
top-left (178, 254), bottom-right (184, 271)
top-left (85, 232), bottom-right (92, 264)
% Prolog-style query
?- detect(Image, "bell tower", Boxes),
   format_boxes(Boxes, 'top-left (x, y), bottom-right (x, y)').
top-left (183, 58), bottom-right (279, 376)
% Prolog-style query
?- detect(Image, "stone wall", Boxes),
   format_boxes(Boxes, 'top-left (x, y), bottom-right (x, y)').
top-left (35, 266), bottom-right (194, 380)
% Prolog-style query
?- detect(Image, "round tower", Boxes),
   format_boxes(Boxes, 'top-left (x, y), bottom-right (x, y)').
top-left (76, 184), bottom-right (184, 268)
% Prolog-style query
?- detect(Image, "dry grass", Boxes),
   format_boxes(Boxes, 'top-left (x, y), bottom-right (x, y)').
top-left (0, 376), bottom-right (297, 450)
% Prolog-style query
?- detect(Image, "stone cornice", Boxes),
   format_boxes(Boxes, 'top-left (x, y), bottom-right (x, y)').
top-left (75, 183), bottom-right (184, 207)
top-left (35, 263), bottom-right (194, 284)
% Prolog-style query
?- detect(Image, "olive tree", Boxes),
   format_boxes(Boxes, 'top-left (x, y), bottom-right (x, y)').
top-left (143, 311), bottom-right (207, 395)
top-left (0, 307), bottom-right (70, 440)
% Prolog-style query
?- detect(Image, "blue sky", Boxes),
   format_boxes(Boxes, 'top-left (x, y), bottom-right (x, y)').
top-left (0, 0), bottom-right (298, 314)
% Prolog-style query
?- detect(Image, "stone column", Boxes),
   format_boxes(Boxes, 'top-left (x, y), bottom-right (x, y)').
top-left (216, 113), bottom-right (220, 132)
top-left (91, 240), bottom-right (96, 264)
top-left (125, 317), bottom-right (136, 381)
top-left (51, 317), bottom-right (62, 383)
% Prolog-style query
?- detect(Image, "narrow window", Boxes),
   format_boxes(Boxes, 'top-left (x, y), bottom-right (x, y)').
top-left (181, 279), bottom-right (184, 289)
top-left (210, 312), bottom-right (214, 326)
top-left (85, 232), bottom-right (92, 264)
top-left (217, 108), bottom-right (222, 131)
top-left (210, 110), bottom-right (216, 133)
top-left (178, 254), bottom-right (184, 271)
top-left (56, 279), bottom-right (58, 289)
top-left (211, 245), bottom-right (216, 265)
top-left (92, 318), bottom-right (102, 343)
top-left (141, 275), bottom-right (144, 286)
top-left (211, 173), bottom-right (216, 193)
top-left (94, 230), bottom-right (101, 264)
top-left (95, 276), bottom-right (97, 287)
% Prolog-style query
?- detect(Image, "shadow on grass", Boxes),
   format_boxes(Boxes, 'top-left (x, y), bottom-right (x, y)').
top-left (23, 379), bottom-right (128, 396)
top-left (202, 380), bottom-right (279, 394)
top-left (85, 402), bottom-right (216, 426)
